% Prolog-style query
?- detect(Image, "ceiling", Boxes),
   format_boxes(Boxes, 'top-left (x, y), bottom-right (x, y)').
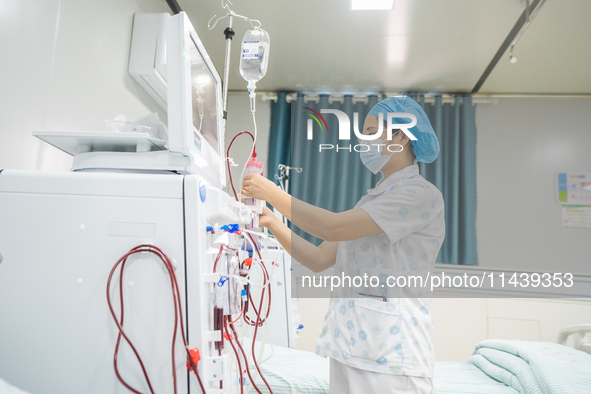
top-left (177, 0), bottom-right (591, 95)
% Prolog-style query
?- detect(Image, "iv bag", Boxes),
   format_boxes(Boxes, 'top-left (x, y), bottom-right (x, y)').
top-left (239, 28), bottom-right (270, 84)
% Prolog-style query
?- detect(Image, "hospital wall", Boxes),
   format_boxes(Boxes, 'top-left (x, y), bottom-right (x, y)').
top-left (476, 97), bottom-right (591, 274)
top-left (0, 0), bottom-right (170, 172)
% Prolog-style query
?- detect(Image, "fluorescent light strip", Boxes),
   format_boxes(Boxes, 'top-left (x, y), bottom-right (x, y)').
top-left (351, 0), bottom-right (394, 10)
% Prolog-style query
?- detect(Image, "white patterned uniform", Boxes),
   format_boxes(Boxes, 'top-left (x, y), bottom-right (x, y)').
top-left (315, 164), bottom-right (445, 378)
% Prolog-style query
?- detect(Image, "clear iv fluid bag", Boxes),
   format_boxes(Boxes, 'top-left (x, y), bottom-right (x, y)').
top-left (239, 29), bottom-right (270, 85)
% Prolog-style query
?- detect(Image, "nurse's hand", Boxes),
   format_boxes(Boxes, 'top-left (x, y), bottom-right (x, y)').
top-left (258, 206), bottom-right (277, 229)
top-left (241, 174), bottom-right (277, 202)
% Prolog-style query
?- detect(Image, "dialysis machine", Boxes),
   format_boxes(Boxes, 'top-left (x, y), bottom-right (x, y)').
top-left (0, 12), bottom-right (289, 394)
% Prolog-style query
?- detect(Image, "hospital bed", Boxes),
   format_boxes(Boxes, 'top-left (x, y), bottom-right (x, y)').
top-left (245, 324), bottom-right (591, 394)
top-left (2, 326), bottom-right (590, 393)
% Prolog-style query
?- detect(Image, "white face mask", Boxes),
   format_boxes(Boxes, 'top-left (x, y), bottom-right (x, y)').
top-left (358, 139), bottom-right (403, 174)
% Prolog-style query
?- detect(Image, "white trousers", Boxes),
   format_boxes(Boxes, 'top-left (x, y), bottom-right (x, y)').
top-left (329, 359), bottom-right (434, 394)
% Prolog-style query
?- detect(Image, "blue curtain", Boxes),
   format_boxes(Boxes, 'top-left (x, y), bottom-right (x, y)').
top-left (413, 94), bottom-right (478, 265)
top-left (267, 92), bottom-right (292, 184)
top-left (266, 93), bottom-right (478, 265)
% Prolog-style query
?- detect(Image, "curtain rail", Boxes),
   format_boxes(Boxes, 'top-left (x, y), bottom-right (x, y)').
top-left (229, 90), bottom-right (591, 104)
top-left (249, 92), bottom-right (497, 105)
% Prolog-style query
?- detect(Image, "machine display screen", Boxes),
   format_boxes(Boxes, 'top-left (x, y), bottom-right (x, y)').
top-left (189, 37), bottom-right (220, 154)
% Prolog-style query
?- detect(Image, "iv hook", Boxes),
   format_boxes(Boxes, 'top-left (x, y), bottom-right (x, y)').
top-left (207, 0), bottom-right (262, 31)
top-left (278, 164), bottom-right (303, 174)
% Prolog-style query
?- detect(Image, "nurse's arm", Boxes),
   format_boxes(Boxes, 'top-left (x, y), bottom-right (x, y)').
top-left (263, 208), bottom-right (338, 273)
top-left (295, 206), bottom-right (383, 242)
top-left (267, 187), bottom-right (382, 241)
top-left (319, 207), bottom-right (383, 242)
top-left (242, 174), bottom-right (383, 242)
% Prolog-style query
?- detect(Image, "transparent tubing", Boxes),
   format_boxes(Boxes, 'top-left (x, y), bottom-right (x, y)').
top-left (238, 110), bottom-right (258, 202)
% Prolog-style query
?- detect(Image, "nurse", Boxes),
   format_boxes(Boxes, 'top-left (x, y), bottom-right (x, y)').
top-left (241, 96), bottom-right (445, 394)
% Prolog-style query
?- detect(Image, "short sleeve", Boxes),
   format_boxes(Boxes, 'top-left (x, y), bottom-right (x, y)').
top-left (359, 183), bottom-right (443, 245)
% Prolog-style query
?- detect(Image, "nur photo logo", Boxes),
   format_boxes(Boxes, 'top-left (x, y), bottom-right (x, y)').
top-left (303, 109), bottom-right (417, 153)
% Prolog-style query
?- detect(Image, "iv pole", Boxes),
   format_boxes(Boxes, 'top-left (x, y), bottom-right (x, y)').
top-left (208, 0), bottom-right (262, 119)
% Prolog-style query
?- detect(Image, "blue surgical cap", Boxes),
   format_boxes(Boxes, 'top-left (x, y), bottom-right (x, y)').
top-left (368, 96), bottom-right (440, 163)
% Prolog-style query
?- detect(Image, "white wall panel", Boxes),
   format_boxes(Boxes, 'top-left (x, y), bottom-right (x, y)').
top-left (476, 98), bottom-right (591, 273)
top-left (0, 0), bottom-right (60, 170)
top-left (0, 0), bottom-right (170, 172)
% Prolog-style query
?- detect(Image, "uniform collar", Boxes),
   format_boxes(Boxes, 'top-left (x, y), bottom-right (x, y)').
top-left (368, 164), bottom-right (419, 195)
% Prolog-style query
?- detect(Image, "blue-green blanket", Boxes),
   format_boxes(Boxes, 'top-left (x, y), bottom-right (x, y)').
top-left (468, 339), bottom-right (591, 393)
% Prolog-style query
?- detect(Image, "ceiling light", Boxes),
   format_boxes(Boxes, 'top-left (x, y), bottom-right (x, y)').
top-left (351, 0), bottom-right (394, 11)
